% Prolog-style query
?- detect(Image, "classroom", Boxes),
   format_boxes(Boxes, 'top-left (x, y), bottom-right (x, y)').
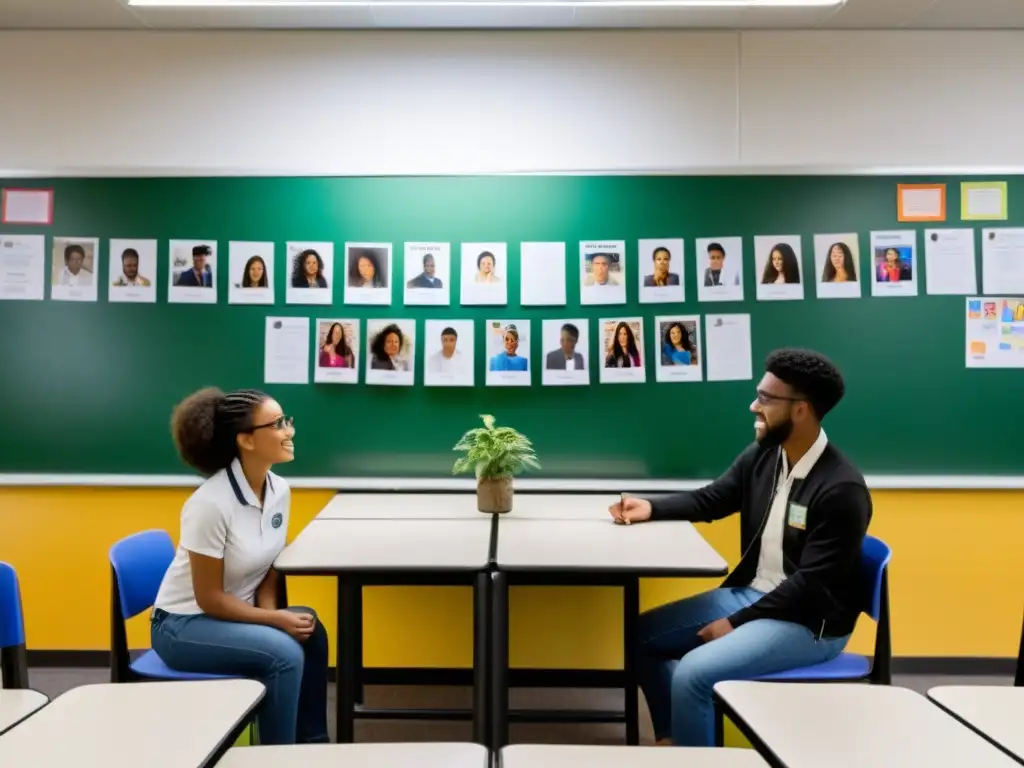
top-left (1, 0), bottom-right (1023, 766)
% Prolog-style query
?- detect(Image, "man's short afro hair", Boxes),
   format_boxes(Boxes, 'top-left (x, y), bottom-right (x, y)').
top-left (765, 347), bottom-right (845, 421)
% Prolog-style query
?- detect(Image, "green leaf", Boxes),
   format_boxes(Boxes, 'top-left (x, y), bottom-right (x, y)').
top-left (451, 414), bottom-right (539, 479)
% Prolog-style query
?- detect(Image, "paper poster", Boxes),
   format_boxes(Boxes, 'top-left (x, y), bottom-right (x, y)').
top-left (599, 317), bottom-right (645, 384)
top-left (813, 234), bottom-right (861, 299)
top-left (696, 237), bottom-right (744, 303)
top-left (965, 297), bottom-right (1024, 368)
top-left (754, 235), bottom-right (804, 302)
top-left (655, 316), bottom-right (703, 383)
top-left (580, 240), bottom-right (627, 306)
top-left (961, 182), bottom-right (1008, 221)
top-left (521, 241), bottom-right (567, 306)
top-left (314, 318), bottom-right (359, 384)
top-left (1, 188), bottom-right (52, 225)
top-left (460, 243), bottom-right (507, 306)
top-left (285, 242), bottom-right (333, 305)
top-left (0, 234), bottom-right (45, 301)
top-left (424, 319), bottom-right (474, 387)
top-left (541, 318), bottom-right (589, 387)
top-left (345, 242), bottom-right (392, 306)
top-left (705, 313), bottom-right (752, 382)
top-left (228, 241), bottom-right (275, 305)
top-left (264, 316), bottom-right (310, 385)
top-left (638, 238), bottom-right (684, 304)
top-left (365, 319), bottom-right (416, 386)
top-left (168, 240), bottom-right (217, 304)
top-left (981, 228), bottom-right (1024, 295)
top-left (486, 319), bottom-right (530, 386)
top-left (870, 231), bottom-right (918, 298)
top-left (108, 239), bottom-right (157, 304)
top-left (897, 183), bottom-right (946, 222)
top-left (924, 229), bottom-right (977, 295)
top-left (51, 236), bottom-right (99, 302)
top-left (404, 242), bottom-right (450, 306)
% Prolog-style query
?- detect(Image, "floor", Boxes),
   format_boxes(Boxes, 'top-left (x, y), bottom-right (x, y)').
top-left (24, 667), bottom-right (1015, 745)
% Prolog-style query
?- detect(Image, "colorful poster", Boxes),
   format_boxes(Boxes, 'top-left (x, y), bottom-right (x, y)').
top-left (965, 297), bottom-right (1024, 368)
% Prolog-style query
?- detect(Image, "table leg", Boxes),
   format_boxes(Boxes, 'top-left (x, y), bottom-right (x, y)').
top-left (623, 576), bottom-right (640, 746)
top-left (472, 571), bottom-right (491, 746)
top-left (490, 570), bottom-right (509, 750)
top-left (353, 584), bottom-right (364, 705)
top-left (336, 575), bottom-right (358, 743)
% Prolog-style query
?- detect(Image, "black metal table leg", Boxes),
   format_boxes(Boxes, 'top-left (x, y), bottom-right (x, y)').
top-left (337, 575), bottom-right (358, 743)
top-left (623, 576), bottom-right (640, 745)
top-left (472, 570), bottom-right (492, 746)
top-left (490, 570), bottom-right (509, 750)
top-left (353, 583), bottom-right (364, 705)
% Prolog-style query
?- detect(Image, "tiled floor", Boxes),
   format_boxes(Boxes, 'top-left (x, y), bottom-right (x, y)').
top-left (24, 667), bottom-right (1014, 745)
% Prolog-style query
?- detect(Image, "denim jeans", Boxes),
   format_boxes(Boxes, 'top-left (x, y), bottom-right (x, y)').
top-left (636, 586), bottom-right (850, 746)
top-left (151, 605), bottom-right (329, 745)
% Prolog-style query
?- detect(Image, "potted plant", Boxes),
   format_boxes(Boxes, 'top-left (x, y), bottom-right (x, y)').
top-left (452, 413), bottom-right (540, 513)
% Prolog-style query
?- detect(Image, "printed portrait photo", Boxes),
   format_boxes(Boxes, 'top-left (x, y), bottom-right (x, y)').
top-left (696, 237), bottom-right (744, 303)
top-left (870, 230), bottom-right (918, 298)
top-left (655, 315), bottom-right (703, 383)
top-left (108, 238), bottom-right (157, 304)
top-left (285, 242), bottom-right (333, 306)
top-left (314, 318), bottom-right (359, 384)
top-left (754, 235), bottom-right (804, 302)
top-left (424, 319), bottom-right (474, 387)
top-left (404, 242), bottom-right (451, 306)
top-left (460, 243), bottom-right (508, 306)
top-left (345, 243), bottom-right (392, 306)
top-left (168, 240), bottom-right (217, 304)
top-left (51, 236), bottom-right (99, 302)
top-left (228, 241), bottom-right (275, 305)
top-left (600, 317), bottom-right (645, 384)
top-left (365, 319), bottom-right (416, 386)
top-left (813, 234), bottom-right (862, 300)
top-left (541, 318), bottom-right (589, 387)
top-left (580, 241), bottom-right (627, 306)
top-left (486, 319), bottom-right (530, 387)
top-left (638, 238), bottom-right (684, 304)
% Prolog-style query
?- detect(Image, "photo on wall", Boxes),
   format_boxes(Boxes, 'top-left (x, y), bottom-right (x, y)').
top-left (754, 235), bottom-right (804, 302)
top-left (580, 240), bottom-right (627, 305)
top-left (460, 243), bottom-right (508, 306)
top-left (655, 315), bottom-right (702, 383)
top-left (695, 237), bottom-right (744, 303)
top-left (599, 316), bottom-right (645, 384)
top-left (285, 242), bottom-right (333, 306)
top-left (541, 318), bottom-right (589, 387)
top-left (108, 238), bottom-right (157, 304)
top-left (168, 240), bottom-right (217, 304)
top-left (638, 238), bottom-right (684, 304)
top-left (813, 234), bottom-right (862, 299)
top-left (404, 242), bottom-right (451, 306)
top-left (486, 319), bottom-right (530, 387)
top-left (345, 242), bottom-right (392, 306)
top-left (314, 318), bottom-right (359, 385)
top-left (870, 230), bottom-right (918, 298)
top-left (228, 241), bottom-right (275, 305)
top-left (424, 319), bottom-right (474, 387)
top-left (521, 241), bottom-right (567, 306)
top-left (0, 234), bottom-right (46, 302)
top-left (365, 318), bottom-right (416, 386)
top-left (51, 236), bottom-right (99, 302)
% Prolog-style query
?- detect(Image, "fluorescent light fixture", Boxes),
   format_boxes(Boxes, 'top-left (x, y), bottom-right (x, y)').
top-left (127, 0), bottom-right (844, 7)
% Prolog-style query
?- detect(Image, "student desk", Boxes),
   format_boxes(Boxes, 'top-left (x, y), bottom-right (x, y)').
top-left (216, 741), bottom-right (489, 768)
top-left (0, 689), bottom-right (47, 735)
top-left (713, 681), bottom-right (1022, 768)
top-left (927, 686), bottom-right (1024, 764)
top-left (0, 680), bottom-right (264, 768)
top-left (500, 743), bottom-right (769, 768)
top-left (491, 513), bottom-right (729, 748)
top-left (274, 516), bottom-right (493, 745)
top-left (315, 492), bottom-right (485, 520)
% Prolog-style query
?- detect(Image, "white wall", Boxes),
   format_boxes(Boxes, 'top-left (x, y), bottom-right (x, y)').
top-left (1, 29), bottom-right (1023, 175)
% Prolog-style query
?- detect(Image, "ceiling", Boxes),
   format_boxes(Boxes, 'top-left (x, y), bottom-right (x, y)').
top-left (2, 0), bottom-right (1024, 30)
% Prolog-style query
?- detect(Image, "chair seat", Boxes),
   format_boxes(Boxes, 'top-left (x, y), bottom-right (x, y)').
top-left (754, 652), bottom-right (871, 681)
top-left (129, 650), bottom-right (238, 681)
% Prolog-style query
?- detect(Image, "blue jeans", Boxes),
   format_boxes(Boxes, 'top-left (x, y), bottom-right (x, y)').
top-left (151, 606), bottom-right (329, 745)
top-left (636, 587), bottom-right (849, 746)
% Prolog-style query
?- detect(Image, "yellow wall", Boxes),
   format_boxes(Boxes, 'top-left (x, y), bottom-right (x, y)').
top-left (1, 486), bottom-right (1021, 667)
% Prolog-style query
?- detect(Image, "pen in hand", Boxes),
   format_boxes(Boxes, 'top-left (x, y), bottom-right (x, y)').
top-left (619, 492), bottom-right (631, 525)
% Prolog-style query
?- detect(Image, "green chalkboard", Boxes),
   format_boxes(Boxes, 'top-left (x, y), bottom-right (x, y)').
top-left (0, 175), bottom-right (1018, 478)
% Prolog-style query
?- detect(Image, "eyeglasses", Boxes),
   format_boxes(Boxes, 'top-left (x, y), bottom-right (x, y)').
top-left (249, 415), bottom-right (294, 432)
top-left (755, 390), bottom-right (804, 406)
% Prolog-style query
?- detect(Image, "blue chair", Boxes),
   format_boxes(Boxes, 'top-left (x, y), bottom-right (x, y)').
top-left (753, 534), bottom-right (892, 684)
top-left (0, 561), bottom-right (31, 689)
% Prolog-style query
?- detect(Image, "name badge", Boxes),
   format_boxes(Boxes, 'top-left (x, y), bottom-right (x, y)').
top-left (787, 502), bottom-right (808, 530)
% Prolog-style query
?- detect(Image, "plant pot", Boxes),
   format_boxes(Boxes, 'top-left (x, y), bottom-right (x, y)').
top-left (477, 476), bottom-right (513, 514)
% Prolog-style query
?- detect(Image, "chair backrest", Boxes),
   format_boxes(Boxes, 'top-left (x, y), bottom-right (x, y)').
top-left (860, 534), bottom-right (892, 622)
top-left (108, 530), bottom-right (176, 621)
top-left (0, 562), bottom-right (26, 649)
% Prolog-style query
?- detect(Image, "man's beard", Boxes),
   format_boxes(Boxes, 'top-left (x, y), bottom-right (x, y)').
top-left (758, 416), bottom-right (794, 448)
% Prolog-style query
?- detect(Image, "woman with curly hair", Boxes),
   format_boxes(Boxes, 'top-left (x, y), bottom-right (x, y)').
top-left (150, 387), bottom-right (328, 745)
top-left (370, 323), bottom-right (408, 370)
top-left (291, 249), bottom-right (328, 288)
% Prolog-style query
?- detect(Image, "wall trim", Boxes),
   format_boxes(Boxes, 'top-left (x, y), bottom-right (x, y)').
top-left (26, 651), bottom-right (1017, 680)
top-left (3, 473), bottom-right (1024, 491)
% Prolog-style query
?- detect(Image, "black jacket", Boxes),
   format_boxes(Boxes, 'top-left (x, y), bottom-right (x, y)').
top-left (649, 440), bottom-right (872, 638)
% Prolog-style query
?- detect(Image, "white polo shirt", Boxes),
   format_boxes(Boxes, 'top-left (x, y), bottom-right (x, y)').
top-left (153, 458), bottom-right (290, 615)
top-left (749, 428), bottom-right (828, 594)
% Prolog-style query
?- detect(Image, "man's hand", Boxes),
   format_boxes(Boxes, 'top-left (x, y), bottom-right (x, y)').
top-left (609, 496), bottom-right (652, 525)
top-left (697, 618), bottom-right (733, 643)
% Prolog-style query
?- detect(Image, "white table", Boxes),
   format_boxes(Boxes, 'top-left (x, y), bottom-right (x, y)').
top-left (0, 680), bottom-right (264, 768)
top-left (714, 681), bottom-right (1022, 768)
top-left (503, 494), bottom-right (622, 520)
top-left (217, 742), bottom-right (489, 767)
top-left (928, 685), bottom-right (1024, 763)
top-left (490, 517), bottom-right (728, 749)
top-left (316, 493), bottom-right (486, 520)
top-left (274, 517), bottom-right (493, 745)
top-left (501, 744), bottom-right (768, 767)
top-left (0, 689), bottom-right (47, 734)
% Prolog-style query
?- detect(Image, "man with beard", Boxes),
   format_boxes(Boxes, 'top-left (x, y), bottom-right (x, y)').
top-left (609, 348), bottom-right (871, 748)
